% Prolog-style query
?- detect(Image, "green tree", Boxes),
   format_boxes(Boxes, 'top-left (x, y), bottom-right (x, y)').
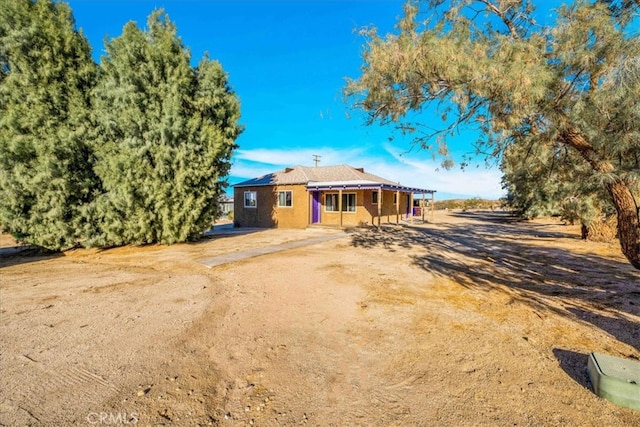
top-left (0, 0), bottom-right (98, 250)
top-left (90, 11), bottom-right (241, 246)
top-left (346, 0), bottom-right (640, 269)
top-left (500, 134), bottom-right (614, 229)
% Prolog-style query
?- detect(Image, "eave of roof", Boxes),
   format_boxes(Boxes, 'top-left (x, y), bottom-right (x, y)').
top-left (234, 177), bottom-right (282, 187)
top-left (306, 180), bottom-right (435, 194)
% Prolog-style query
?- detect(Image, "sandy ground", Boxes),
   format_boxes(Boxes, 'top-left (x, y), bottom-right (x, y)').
top-left (1, 211), bottom-right (639, 426)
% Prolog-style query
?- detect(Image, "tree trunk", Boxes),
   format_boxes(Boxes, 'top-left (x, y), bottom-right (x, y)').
top-left (607, 178), bottom-right (640, 270)
top-left (581, 223), bottom-right (588, 240)
top-left (561, 126), bottom-right (640, 270)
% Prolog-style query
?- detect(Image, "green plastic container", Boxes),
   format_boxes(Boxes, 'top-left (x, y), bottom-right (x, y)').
top-left (587, 352), bottom-right (640, 411)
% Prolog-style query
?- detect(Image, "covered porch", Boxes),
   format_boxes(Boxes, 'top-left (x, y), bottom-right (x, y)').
top-left (306, 181), bottom-right (436, 228)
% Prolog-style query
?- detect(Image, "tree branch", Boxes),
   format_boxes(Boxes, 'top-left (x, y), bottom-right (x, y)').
top-left (559, 124), bottom-right (613, 174)
top-left (478, 0), bottom-right (520, 39)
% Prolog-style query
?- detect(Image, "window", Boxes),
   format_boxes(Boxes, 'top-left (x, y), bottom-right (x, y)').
top-left (244, 191), bottom-right (257, 208)
top-left (325, 193), bottom-right (356, 212)
top-left (372, 191), bottom-right (379, 204)
top-left (326, 194), bottom-right (338, 212)
top-left (278, 190), bottom-right (292, 207)
top-left (393, 192), bottom-right (398, 205)
top-left (342, 193), bottom-right (356, 212)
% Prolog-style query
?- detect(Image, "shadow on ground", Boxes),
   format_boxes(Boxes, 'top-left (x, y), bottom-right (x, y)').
top-left (553, 348), bottom-right (592, 390)
top-left (350, 211), bottom-right (640, 350)
top-left (0, 248), bottom-right (63, 269)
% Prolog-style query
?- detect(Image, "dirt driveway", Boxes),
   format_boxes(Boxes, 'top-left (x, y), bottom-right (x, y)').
top-left (1, 211), bottom-right (639, 426)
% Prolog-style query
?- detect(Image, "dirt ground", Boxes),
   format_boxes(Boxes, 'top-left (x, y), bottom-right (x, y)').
top-left (1, 210), bottom-right (639, 426)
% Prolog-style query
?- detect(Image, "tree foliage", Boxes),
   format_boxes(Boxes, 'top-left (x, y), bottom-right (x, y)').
top-left (346, 0), bottom-right (640, 269)
top-left (0, 0), bottom-right (98, 250)
top-left (89, 11), bottom-right (241, 246)
top-left (0, 2), bottom-right (241, 249)
top-left (500, 133), bottom-right (615, 226)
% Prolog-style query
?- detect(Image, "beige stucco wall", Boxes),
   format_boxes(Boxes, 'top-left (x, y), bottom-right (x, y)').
top-left (272, 185), bottom-right (310, 228)
top-left (233, 185), bottom-right (309, 228)
top-left (234, 186), bottom-right (276, 228)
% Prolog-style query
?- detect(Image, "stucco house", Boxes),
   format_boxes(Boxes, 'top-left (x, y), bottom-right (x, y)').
top-left (233, 164), bottom-right (435, 228)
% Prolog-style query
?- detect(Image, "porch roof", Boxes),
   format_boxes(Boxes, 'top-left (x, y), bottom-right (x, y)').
top-left (306, 180), bottom-right (435, 194)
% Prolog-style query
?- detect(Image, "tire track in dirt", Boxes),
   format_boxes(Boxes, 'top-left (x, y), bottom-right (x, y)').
top-left (5, 355), bottom-right (120, 425)
top-left (51, 366), bottom-right (119, 393)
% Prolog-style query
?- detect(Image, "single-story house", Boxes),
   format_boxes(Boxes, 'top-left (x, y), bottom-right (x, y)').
top-left (233, 164), bottom-right (435, 228)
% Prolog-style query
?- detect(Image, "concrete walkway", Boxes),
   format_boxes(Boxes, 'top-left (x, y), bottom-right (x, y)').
top-left (197, 232), bottom-right (348, 268)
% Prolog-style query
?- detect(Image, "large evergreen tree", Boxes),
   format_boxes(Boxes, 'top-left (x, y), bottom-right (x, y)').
top-left (90, 11), bottom-right (241, 246)
top-left (346, 0), bottom-right (640, 270)
top-left (0, 0), bottom-right (98, 250)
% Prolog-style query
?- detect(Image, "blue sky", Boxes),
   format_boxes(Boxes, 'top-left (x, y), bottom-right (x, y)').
top-left (65, 0), bottom-right (530, 200)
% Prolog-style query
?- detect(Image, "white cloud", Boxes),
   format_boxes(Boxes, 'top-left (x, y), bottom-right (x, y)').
top-left (234, 147), bottom-right (365, 167)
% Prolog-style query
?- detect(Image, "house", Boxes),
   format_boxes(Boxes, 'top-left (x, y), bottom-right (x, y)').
top-left (233, 164), bottom-right (435, 228)
top-left (219, 196), bottom-right (234, 216)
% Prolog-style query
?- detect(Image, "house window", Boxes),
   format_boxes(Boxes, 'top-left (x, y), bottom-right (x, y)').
top-left (372, 191), bottom-right (379, 204)
top-left (342, 193), bottom-right (356, 211)
top-left (325, 193), bottom-right (356, 212)
top-left (244, 191), bottom-right (257, 208)
top-left (393, 193), bottom-right (398, 205)
top-left (325, 194), bottom-right (338, 212)
top-left (278, 190), bottom-right (292, 207)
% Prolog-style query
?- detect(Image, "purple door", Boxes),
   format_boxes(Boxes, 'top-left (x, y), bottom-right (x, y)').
top-left (312, 191), bottom-right (321, 223)
top-left (406, 194), bottom-right (411, 218)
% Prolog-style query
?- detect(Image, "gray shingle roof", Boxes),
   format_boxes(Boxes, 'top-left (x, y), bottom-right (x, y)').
top-left (234, 164), bottom-right (398, 186)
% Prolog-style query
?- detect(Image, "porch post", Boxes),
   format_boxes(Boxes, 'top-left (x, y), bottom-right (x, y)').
top-left (395, 190), bottom-right (400, 224)
top-left (377, 188), bottom-right (382, 229)
top-left (339, 189), bottom-right (343, 227)
top-left (409, 192), bottom-right (414, 224)
top-left (431, 192), bottom-right (435, 221)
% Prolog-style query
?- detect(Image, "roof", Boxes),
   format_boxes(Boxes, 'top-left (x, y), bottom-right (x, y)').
top-left (234, 164), bottom-right (435, 194)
